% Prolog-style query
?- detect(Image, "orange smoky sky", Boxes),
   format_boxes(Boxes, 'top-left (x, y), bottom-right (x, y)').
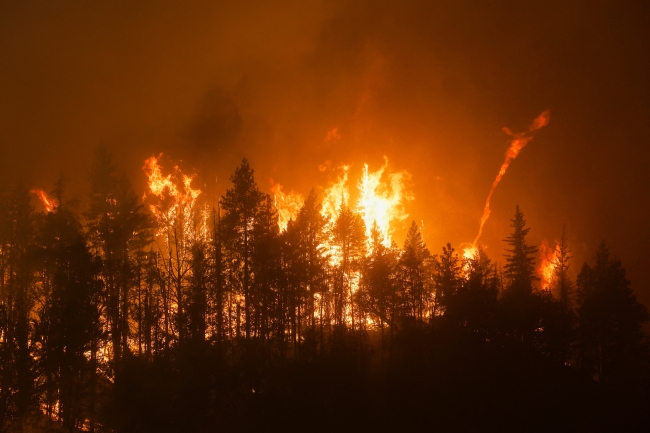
top-left (0, 1), bottom-right (649, 306)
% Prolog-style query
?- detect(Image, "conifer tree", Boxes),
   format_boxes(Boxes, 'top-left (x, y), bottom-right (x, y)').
top-left (0, 183), bottom-right (38, 430)
top-left (221, 159), bottom-right (264, 341)
top-left (503, 205), bottom-right (538, 294)
top-left (85, 144), bottom-right (151, 367)
top-left (295, 190), bottom-right (327, 338)
top-left (435, 243), bottom-right (461, 317)
top-left (576, 243), bottom-right (649, 382)
top-left (398, 221), bottom-right (430, 323)
top-left (330, 206), bottom-right (365, 330)
top-left (34, 180), bottom-right (102, 430)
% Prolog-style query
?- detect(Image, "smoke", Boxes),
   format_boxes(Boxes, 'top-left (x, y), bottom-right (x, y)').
top-left (472, 110), bottom-right (551, 247)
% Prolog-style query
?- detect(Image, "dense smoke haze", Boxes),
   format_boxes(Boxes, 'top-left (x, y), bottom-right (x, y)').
top-left (1, 0), bottom-right (649, 306)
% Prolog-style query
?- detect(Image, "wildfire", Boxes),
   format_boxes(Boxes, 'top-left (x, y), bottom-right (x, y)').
top-left (464, 109), bottom-right (551, 259)
top-left (539, 238), bottom-right (560, 290)
top-left (271, 183), bottom-right (304, 232)
top-left (356, 158), bottom-right (412, 247)
top-left (462, 244), bottom-right (478, 261)
top-left (143, 154), bottom-right (206, 240)
top-left (316, 159), bottom-right (412, 248)
top-left (31, 189), bottom-right (56, 213)
top-left (320, 164), bottom-right (350, 224)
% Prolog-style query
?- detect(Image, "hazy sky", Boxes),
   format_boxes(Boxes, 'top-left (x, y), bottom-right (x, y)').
top-left (1, 1), bottom-right (649, 305)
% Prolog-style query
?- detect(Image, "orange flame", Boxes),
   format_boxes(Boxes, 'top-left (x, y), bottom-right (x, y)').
top-left (320, 165), bottom-right (350, 223)
top-left (462, 244), bottom-right (478, 261)
top-left (271, 183), bottom-right (304, 232)
top-left (471, 110), bottom-right (551, 247)
top-left (356, 158), bottom-right (412, 247)
top-left (143, 154), bottom-right (206, 240)
top-left (539, 238), bottom-right (560, 290)
top-left (30, 189), bottom-right (56, 213)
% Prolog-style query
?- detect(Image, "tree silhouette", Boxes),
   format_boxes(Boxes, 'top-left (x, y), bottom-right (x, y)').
top-left (85, 144), bottom-right (151, 368)
top-left (398, 221), bottom-right (431, 324)
top-left (330, 206), bottom-right (365, 330)
top-left (503, 205), bottom-right (538, 295)
top-left (34, 183), bottom-right (102, 431)
top-left (0, 183), bottom-right (38, 431)
top-left (577, 242), bottom-right (649, 382)
top-left (221, 158), bottom-right (264, 341)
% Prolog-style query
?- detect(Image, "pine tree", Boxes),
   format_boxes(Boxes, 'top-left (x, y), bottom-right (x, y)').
top-left (295, 190), bottom-right (327, 339)
top-left (435, 243), bottom-right (461, 318)
top-left (398, 221), bottom-right (430, 323)
top-left (330, 206), bottom-right (365, 330)
top-left (34, 181), bottom-right (102, 430)
top-left (361, 223), bottom-right (398, 358)
top-left (221, 158), bottom-right (264, 341)
top-left (85, 144), bottom-right (151, 367)
top-left (503, 205), bottom-right (538, 295)
top-left (576, 242), bottom-right (649, 382)
top-left (0, 183), bottom-right (38, 430)
top-left (500, 205), bottom-right (546, 345)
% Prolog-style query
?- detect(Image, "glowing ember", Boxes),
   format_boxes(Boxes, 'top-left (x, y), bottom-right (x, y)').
top-left (539, 238), bottom-right (560, 290)
top-left (472, 110), bottom-right (551, 247)
top-left (271, 182), bottom-right (304, 232)
top-left (356, 158), bottom-right (412, 247)
top-left (31, 189), bottom-right (56, 213)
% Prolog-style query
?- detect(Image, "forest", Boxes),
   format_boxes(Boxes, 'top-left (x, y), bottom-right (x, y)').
top-left (1, 145), bottom-right (649, 432)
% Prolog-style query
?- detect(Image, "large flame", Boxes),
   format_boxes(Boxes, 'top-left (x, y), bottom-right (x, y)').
top-left (539, 238), bottom-right (560, 290)
top-left (143, 154), bottom-right (206, 240)
top-left (317, 159), bottom-right (412, 247)
top-left (320, 164), bottom-right (350, 223)
top-left (464, 110), bottom-right (551, 258)
top-left (271, 182), bottom-right (304, 232)
top-left (462, 244), bottom-right (478, 261)
top-left (31, 189), bottom-right (56, 213)
top-left (356, 158), bottom-right (412, 247)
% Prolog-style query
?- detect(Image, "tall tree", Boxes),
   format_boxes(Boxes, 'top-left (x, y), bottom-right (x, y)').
top-left (221, 159), bottom-right (264, 341)
top-left (251, 195), bottom-right (280, 346)
top-left (0, 183), bottom-right (38, 431)
top-left (576, 242), bottom-right (649, 382)
top-left (435, 243), bottom-right (461, 318)
top-left (295, 190), bottom-right (327, 339)
top-left (330, 206), bottom-right (365, 330)
top-left (85, 144), bottom-right (151, 367)
top-left (503, 205), bottom-right (538, 295)
top-left (361, 223), bottom-right (398, 358)
top-left (398, 221), bottom-right (431, 323)
top-left (34, 181), bottom-right (102, 431)
top-left (500, 205), bottom-right (544, 345)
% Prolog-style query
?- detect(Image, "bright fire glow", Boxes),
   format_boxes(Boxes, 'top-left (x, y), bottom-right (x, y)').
top-left (462, 244), bottom-right (478, 261)
top-left (271, 183), bottom-right (304, 232)
top-left (320, 165), bottom-right (350, 224)
top-left (31, 189), bottom-right (56, 213)
top-left (317, 159), bottom-right (412, 247)
top-left (539, 238), bottom-right (560, 290)
top-left (143, 154), bottom-right (206, 241)
top-left (356, 158), bottom-right (412, 247)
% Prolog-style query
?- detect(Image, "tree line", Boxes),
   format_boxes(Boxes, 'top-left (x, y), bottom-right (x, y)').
top-left (0, 145), bottom-right (648, 432)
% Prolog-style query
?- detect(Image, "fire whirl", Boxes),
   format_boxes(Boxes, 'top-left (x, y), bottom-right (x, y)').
top-left (464, 110), bottom-right (551, 258)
